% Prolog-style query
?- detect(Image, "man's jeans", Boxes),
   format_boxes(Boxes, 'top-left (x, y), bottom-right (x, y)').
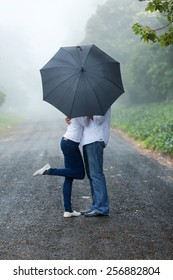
top-left (47, 138), bottom-right (85, 212)
top-left (83, 141), bottom-right (109, 214)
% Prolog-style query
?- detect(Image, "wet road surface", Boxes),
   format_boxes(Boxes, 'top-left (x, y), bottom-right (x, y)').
top-left (0, 116), bottom-right (173, 260)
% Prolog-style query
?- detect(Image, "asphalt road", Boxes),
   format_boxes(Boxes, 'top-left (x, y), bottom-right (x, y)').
top-left (0, 115), bottom-right (173, 260)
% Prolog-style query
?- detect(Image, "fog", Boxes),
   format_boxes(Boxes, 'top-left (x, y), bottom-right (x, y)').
top-left (0, 0), bottom-right (106, 118)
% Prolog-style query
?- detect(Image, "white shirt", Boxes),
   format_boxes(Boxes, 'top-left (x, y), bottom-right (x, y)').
top-left (79, 108), bottom-right (111, 147)
top-left (63, 117), bottom-right (88, 143)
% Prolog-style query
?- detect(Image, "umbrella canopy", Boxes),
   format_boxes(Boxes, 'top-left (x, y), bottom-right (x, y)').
top-left (40, 44), bottom-right (124, 118)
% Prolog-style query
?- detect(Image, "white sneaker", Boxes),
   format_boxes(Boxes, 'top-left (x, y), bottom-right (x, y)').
top-left (33, 163), bottom-right (50, 176)
top-left (63, 211), bottom-right (81, 218)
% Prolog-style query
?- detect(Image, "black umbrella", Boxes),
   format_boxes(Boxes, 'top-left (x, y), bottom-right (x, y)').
top-left (40, 44), bottom-right (124, 118)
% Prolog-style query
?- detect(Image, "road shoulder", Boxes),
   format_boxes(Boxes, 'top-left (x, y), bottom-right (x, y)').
top-left (112, 128), bottom-right (173, 169)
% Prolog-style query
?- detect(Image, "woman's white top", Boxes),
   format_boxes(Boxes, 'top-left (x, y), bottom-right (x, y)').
top-left (63, 117), bottom-right (88, 143)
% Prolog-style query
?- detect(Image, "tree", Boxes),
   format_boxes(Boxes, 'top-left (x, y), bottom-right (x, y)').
top-left (81, 0), bottom-right (173, 104)
top-left (132, 0), bottom-right (173, 46)
top-left (124, 44), bottom-right (173, 103)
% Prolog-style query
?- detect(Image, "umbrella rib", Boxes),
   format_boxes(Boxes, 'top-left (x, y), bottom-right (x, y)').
top-left (84, 75), bottom-right (105, 115)
top-left (81, 46), bottom-right (92, 68)
top-left (69, 73), bottom-right (84, 117)
top-left (86, 71), bottom-right (124, 92)
top-left (42, 66), bottom-right (78, 70)
top-left (41, 68), bottom-right (79, 85)
top-left (43, 71), bottom-right (80, 100)
top-left (62, 48), bottom-right (82, 68)
top-left (86, 61), bottom-right (119, 69)
top-left (84, 60), bottom-right (123, 91)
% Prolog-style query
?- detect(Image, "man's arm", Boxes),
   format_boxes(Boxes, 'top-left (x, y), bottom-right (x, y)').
top-left (92, 115), bottom-right (106, 125)
top-left (92, 108), bottom-right (111, 125)
top-left (77, 116), bottom-right (90, 127)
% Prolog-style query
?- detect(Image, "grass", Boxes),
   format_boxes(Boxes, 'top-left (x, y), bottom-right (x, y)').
top-left (111, 102), bottom-right (173, 156)
top-left (0, 113), bottom-right (22, 132)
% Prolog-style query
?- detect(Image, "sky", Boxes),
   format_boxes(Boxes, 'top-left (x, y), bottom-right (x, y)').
top-left (0, 0), bottom-right (106, 115)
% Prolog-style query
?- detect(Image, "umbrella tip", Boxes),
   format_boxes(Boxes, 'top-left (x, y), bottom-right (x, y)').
top-left (76, 46), bottom-right (83, 51)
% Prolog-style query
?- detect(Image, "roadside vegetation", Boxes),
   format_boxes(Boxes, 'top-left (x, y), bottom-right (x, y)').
top-left (0, 113), bottom-right (22, 132)
top-left (82, 0), bottom-right (173, 157)
top-left (111, 102), bottom-right (173, 156)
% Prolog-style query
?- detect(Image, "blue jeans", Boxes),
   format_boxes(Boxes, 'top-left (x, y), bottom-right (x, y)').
top-left (47, 138), bottom-right (85, 212)
top-left (83, 141), bottom-right (109, 214)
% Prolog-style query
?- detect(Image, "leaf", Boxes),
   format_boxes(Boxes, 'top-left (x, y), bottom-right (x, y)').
top-left (132, 0), bottom-right (173, 47)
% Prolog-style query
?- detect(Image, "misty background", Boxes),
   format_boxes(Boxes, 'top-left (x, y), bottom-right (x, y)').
top-left (0, 0), bottom-right (172, 118)
top-left (0, 0), bottom-right (106, 116)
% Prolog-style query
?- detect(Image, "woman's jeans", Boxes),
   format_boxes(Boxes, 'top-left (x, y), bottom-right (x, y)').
top-left (46, 138), bottom-right (85, 212)
top-left (83, 141), bottom-right (109, 214)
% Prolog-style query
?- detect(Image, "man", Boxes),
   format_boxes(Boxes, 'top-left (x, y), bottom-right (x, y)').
top-left (77, 108), bottom-right (111, 217)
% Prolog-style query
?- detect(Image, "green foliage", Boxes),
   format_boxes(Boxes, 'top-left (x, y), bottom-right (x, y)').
top-left (82, 0), bottom-right (173, 105)
top-left (124, 44), bottom-right (173, 104)
top-left (132, 0), bottom-right (173, 46)
top-left (0, 114), bottom-right (21, 131)
top-left (111, 102), bottom-right (173, 155)
top-left (81, 0), bottom-right (143, 63)
top-left (0, 91), bottom-right (5, 107)
top-left (81, 0), bottom-right (173, 155)
top-left (132, 23), bottom-right (158, 43)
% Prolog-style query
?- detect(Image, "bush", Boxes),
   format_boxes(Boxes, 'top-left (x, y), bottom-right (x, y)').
top-left (111, 102), bottom-right (173, 155)
top-left (0, 114), bottom-right (21, 131)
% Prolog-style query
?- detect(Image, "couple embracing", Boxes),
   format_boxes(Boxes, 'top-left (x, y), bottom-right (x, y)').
top-left (33, 108), bottom-right (111, 218)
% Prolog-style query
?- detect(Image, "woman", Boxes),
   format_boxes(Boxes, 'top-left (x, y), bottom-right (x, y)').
top-left (33, 117), bottom-right (88, 218)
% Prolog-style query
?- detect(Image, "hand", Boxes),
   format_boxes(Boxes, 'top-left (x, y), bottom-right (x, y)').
top-left (65, 117), bottom-right (71, 125)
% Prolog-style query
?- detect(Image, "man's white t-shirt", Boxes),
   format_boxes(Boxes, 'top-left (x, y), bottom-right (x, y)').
top-left (78, 108), bottom-right (111, 147)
